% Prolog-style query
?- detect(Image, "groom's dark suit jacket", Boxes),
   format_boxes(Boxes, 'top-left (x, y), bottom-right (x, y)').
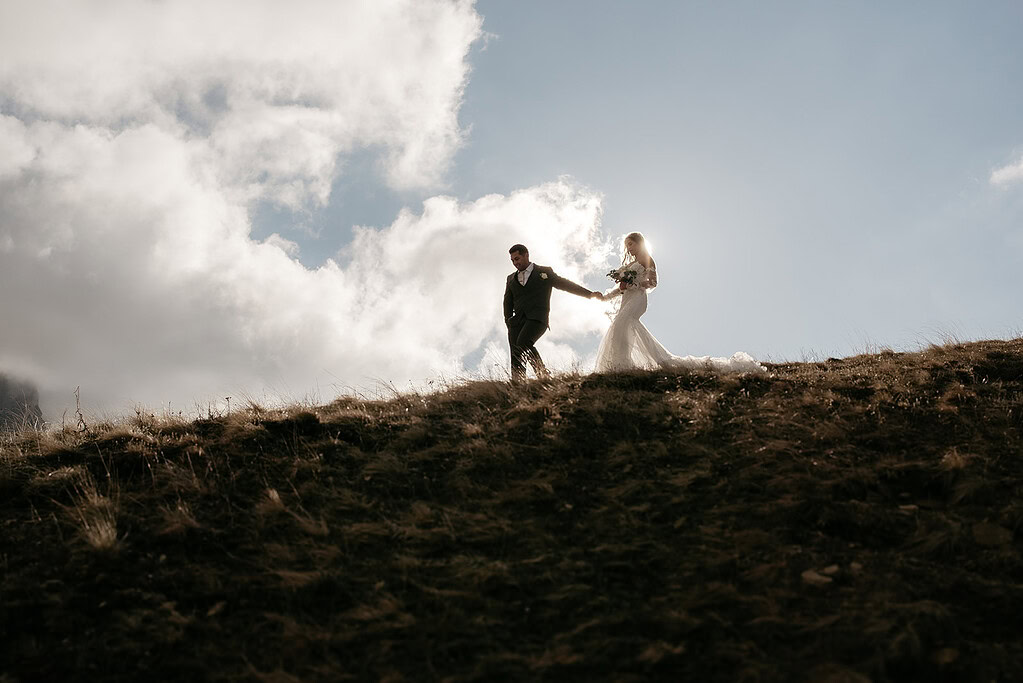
top-left (503, 265), bottom-right (591, 329)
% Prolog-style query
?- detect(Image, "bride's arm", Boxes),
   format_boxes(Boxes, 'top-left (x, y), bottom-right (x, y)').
top-left (603, 285), bottom-right (623, 300)
top-left (640, 266), bottom-right (658, 289)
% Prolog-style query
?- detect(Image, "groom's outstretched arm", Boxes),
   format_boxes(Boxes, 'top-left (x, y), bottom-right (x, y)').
top-left (549, 269), bottom-right (593, 298)
top-left (503, 277), bottom-right (514, 324)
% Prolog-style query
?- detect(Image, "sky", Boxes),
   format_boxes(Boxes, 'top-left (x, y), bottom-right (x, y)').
top-left (1, 0), bottom-right (1022, 421)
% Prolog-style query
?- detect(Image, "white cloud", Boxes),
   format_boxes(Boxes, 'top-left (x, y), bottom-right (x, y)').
top-left (263, 233), bottom-right (301, 258)
top-left (990, 156), bottom-right (1023, 186)
top-left (0, 1), bottom-right (615, 419)
top-left (0, 116), bottom-right (36, 178)
top-left (0, 0), bottom-right (481, 204)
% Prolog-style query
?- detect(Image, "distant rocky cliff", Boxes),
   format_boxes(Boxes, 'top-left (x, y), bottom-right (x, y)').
top-left (0, 374), bottom-right (43, 430)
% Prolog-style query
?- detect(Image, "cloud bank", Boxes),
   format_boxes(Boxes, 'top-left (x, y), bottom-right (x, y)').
top-left (0, 1), bottom-right (611, 418)
top-left (0, 0), bottom-right (480, 200)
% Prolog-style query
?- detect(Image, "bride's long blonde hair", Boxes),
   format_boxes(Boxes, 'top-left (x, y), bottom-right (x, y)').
top-left (621, 231), bottom-right (652, 266)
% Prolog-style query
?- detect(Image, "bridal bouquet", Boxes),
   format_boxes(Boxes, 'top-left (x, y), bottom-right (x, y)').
top-left (607, 268), bottom-right (637, 286)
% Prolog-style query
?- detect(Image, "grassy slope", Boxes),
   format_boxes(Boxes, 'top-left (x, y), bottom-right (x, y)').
top-left (2, 340), bottom-right (1023, 682)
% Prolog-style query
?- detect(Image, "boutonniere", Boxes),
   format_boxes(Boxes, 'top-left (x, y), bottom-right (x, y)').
top-left (540, 272), bottom-right (548, 280)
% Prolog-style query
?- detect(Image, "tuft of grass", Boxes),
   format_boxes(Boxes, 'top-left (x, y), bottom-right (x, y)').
top-left (66, 469), bottom-right (120, 551)
top-left (255, 487), bottom-right (285, 515)
top-left (157, 499), bottom-right (200, 536)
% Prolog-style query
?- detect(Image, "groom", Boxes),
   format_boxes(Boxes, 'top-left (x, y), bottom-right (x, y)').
top-left (503, 244), bottom-right (602, 381)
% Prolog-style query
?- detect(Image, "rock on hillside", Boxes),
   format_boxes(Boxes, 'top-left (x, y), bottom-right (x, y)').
top-left (0, 374), bottom-right (43, 430)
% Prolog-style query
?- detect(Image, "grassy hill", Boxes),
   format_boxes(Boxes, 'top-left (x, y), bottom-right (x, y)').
top-left (2, 339), bottom-right (1022, 682)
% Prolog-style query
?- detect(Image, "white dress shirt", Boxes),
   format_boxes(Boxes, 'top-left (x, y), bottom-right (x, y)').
top-left (517, 262), bottom-right (535, 286)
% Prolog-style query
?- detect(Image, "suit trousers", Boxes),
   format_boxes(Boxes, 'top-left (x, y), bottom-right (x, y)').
top-left (508, 319), bottom-right (548, 380)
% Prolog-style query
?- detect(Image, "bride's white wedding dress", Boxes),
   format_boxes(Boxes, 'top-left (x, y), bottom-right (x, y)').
top-left (594, 261), bottom-right (765, 374)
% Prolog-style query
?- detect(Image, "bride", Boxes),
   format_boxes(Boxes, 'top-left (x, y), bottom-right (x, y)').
top-left (594, 232), bottom-right (765, 374)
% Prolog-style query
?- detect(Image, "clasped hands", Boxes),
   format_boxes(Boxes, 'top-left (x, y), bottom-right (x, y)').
top-left (589, 282), bottom-right (629, 301)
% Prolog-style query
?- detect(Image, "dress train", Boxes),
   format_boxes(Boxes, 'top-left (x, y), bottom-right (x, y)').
top-left (594, 262), bottom-right (764, 374)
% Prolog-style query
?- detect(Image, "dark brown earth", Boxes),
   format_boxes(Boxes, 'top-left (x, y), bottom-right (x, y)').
top-left (2, 339), bottom-right (1022, 682)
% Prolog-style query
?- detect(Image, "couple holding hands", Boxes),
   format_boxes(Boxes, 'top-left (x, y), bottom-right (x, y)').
top-left (502, 233), bottom-right (763, 382)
